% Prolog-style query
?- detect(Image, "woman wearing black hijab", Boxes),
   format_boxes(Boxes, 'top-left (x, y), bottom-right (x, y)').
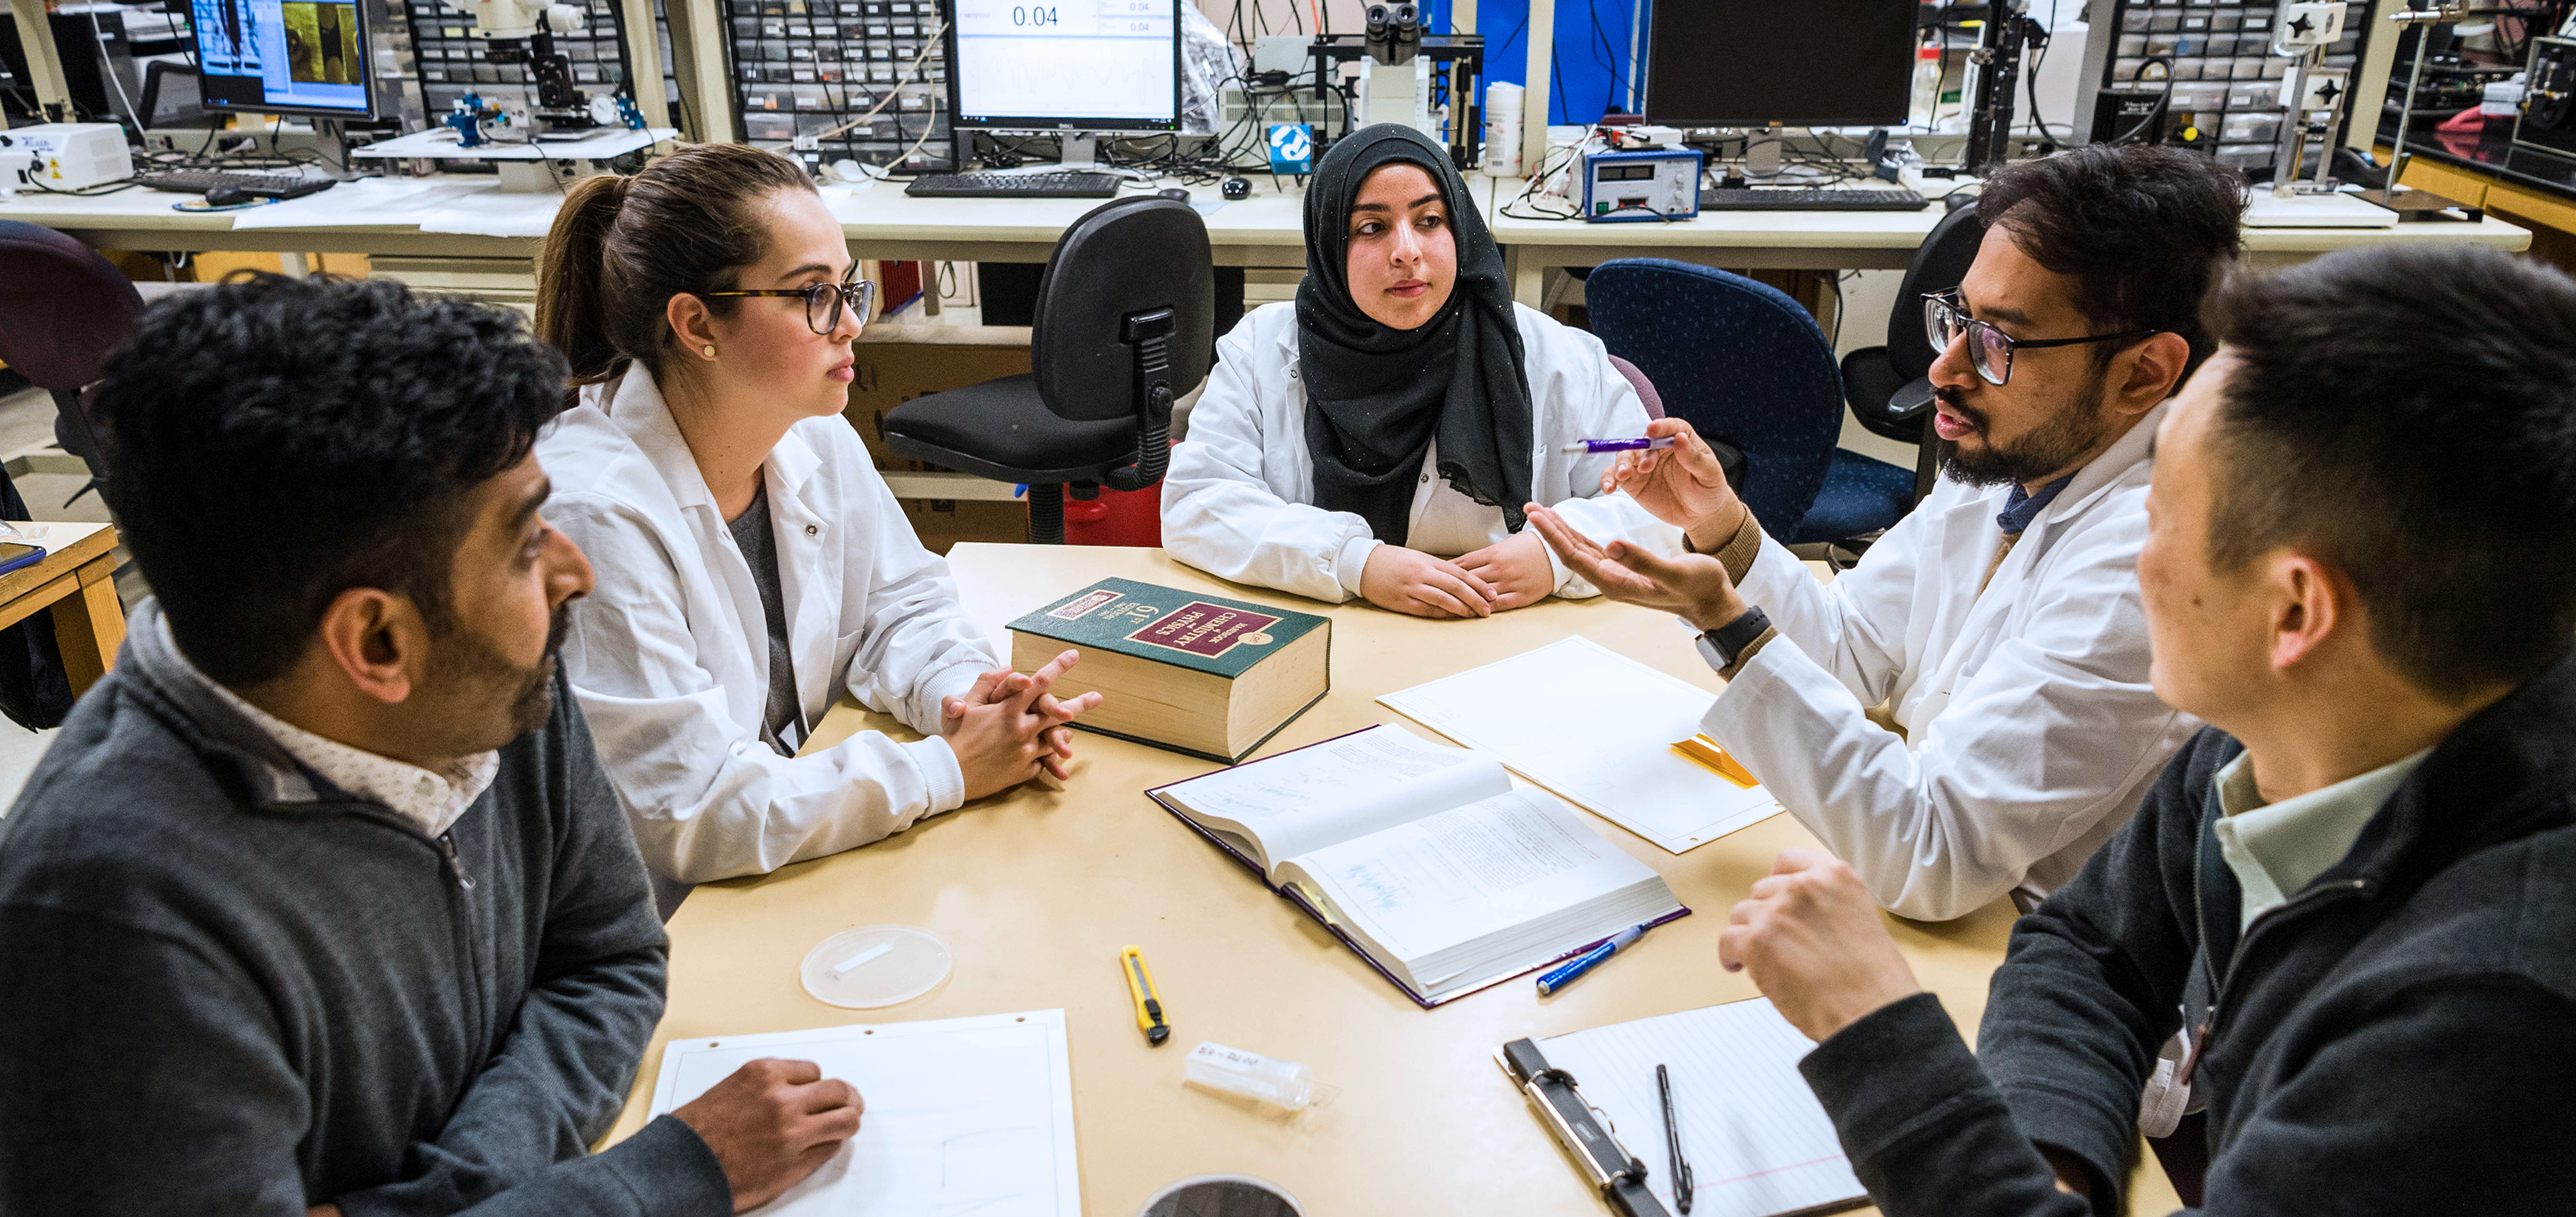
top-left (1163, 124), bottom-right (1672, 618)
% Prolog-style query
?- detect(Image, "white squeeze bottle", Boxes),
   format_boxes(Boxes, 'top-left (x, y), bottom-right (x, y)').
top-left (1912, 45), bottom-right (1946, 129)
top-left (1185, 1042), bottom-right (1314, 1111)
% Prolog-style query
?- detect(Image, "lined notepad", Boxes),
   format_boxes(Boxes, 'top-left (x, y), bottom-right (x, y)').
top-left (1536, 998), bottom-right (1865, 1217)
top-left (649, 1010), bottom-right (1079, 1216)
top-left (1378, 636), bottom-right (1783, 853)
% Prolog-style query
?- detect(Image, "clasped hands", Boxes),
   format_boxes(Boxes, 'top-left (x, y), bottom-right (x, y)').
top-left (940, 649), bottom-right (1104, 800)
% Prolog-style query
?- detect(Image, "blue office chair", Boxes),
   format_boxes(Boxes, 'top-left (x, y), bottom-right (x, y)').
top-left (1584, 258), bottom-right (1912, 547)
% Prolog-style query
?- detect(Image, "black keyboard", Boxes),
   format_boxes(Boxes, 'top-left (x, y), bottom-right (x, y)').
top-left (1699, 187), bottom-right (1927, 212)
top-left (904, 171), bottom-right (1121, 199)
top-left (136, 169), bottom-right (338, 200)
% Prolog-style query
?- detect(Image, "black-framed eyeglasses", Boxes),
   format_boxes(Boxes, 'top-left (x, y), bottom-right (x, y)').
top-left (701, 275), bottom-right (877, 336)
top-left (1923, 289), bottom-right (2158, 386)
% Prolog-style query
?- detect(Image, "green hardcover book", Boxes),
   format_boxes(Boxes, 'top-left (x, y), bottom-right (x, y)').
top-left (1006, 578), bottom-right (1332, 763)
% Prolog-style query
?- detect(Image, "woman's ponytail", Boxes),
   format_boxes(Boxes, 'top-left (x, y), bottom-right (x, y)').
top-left (532, 144), bottom-right (817, 397)
top-left (536, 171), bottom-right (632, 390)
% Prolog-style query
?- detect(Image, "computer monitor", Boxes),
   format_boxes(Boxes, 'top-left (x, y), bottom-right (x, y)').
top-left (1640, 0), bottom-right (1916, 128)
top-left (942, 0), bottom-right (1181, 153)
top-left (190, 0), bottom-right (376, 120)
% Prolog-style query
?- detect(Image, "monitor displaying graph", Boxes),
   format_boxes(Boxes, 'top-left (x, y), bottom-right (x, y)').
top-left (193, 0), bottom-right (374, 117)
top-left (946, 0), bottom-right (1179, 131)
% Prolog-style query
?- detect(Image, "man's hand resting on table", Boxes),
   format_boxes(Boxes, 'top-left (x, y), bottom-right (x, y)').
top-left (1455, 530), bottom-right (1555, 612)
top-left (1598, 418), bottom-right (1750, 551)
top-left (1718, 850), bottom-right (1924, 1043)
top-left (673, 1058), bottom-right (866, 1214)
top-left (1523, 502), bottom-right (1750, 633)
top-left (941, 650), bottom-right (1103, 799)
top-left (1361, 544), bottom-right (1497, 619)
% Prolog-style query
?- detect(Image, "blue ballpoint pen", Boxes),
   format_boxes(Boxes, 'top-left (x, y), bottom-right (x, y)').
top-left (1559, 436), bottom-right (1678, 454)
top-left (1535, 922), bottom-right (1652, 995)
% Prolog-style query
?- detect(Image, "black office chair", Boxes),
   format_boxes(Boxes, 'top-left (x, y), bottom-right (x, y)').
top-left (0, 220), bottom-right (142, 505)
top-left (881, 195), bottom-right (1213, 543)
top-left (1836, 202), bottom-right (1986, 505)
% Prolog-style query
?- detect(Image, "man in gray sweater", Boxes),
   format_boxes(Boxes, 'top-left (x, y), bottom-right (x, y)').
top-left (0, 276), bottom-right (859, 1214)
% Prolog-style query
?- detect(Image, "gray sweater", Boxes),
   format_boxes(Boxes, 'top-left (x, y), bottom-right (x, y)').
top-left (1794, 646), bottom-right (2576, 1215)
top-left (0, 601), bottom-right (731, 1216)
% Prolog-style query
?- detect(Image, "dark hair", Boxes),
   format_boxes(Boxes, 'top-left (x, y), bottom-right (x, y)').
top-left (93, 275), bottom-right (566, 687)
top-left (2201, 244), bottom-right (2576, 697)
top-left (536, 142), bottom-right (817, 386)
top-left (1977, 144), bottom-right (2247, 374)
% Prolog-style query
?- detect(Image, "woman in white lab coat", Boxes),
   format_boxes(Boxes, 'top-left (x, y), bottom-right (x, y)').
top-left (1162, 123), bottom-right (1673, 618)
top-left (532, 143), bottom-right (1099, 909)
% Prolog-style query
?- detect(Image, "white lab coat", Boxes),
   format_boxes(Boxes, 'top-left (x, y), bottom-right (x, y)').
top-left (1163, 301), bottom-right (1677, 602)
top-left (1703, 400), bottom-right (2200, 921)
top-left (536, 370), bottom-right (999, 885)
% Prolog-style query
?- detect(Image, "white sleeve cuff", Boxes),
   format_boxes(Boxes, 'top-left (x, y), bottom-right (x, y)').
top-left (906, 734), bottom-right (968, 816)
top-left (1334, 535), bottom-right (1382, 598)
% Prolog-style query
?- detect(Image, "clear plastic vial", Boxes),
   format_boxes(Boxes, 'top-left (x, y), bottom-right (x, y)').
top-left (1184, 1042), bottom-right (1314, 1111)
top-left (1911, 45), bottom-right (1946, 129)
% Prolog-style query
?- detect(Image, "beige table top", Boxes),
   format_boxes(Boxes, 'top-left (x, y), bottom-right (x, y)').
top-left (0, 172), bottom-right (1341, 265)
top-left (603, 543), bottom-right (2187, 1214)
top-left (1484, 178), bottom-right (2533, 306)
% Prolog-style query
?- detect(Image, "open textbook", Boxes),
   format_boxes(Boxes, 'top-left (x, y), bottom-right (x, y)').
top-left (1150, 724), bottom-right (1685, 1005)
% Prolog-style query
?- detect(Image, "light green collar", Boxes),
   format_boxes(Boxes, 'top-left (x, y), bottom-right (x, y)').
top-left (2212, 747), bottom-right (2430, 932)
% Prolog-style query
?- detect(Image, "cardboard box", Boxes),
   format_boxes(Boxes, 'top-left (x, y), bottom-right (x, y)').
top-left (843, 323), bottom-right (1034, 473)
top-left (900, 498), bottom-right (1028, 554)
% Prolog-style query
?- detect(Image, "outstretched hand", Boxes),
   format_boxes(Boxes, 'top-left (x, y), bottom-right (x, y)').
top-left (1523, 502), bottom-right (1750, 632)
top-left (1600, 418), bottom-right (1746, 543)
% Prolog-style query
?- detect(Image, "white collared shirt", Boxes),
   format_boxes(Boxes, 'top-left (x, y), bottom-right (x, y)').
top-left (160, 619), bottom-right (498, 837)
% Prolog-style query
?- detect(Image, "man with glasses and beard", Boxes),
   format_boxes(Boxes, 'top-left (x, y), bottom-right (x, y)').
top-left (1529, 144), bottom-right (2244, 921)
top-left (0, 277), bottom-right (862, 1215)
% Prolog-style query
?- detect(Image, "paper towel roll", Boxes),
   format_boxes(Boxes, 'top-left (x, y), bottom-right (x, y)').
top-left (1483, 82), bottom-right (1525, 177)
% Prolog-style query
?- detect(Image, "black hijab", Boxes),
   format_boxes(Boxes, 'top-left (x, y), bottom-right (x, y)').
top-left (1297, 124), bottom-right (1534, 545)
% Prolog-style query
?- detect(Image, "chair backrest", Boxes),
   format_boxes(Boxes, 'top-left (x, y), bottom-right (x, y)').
top-left (1584, 259), bottom-right (1842, 542)
top-left (1605, 353), bottom-right (1664, 420)
top-left (0, 220), bottom-right (145, 391)
top-left (1884, 203), bottom-right (1988, 382)
top-left (1030, 195), bottom-right (1215, 422)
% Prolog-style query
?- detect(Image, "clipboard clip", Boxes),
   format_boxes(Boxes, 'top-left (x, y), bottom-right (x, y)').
top-left (1501, 1038), bottom-right (1672, 1217)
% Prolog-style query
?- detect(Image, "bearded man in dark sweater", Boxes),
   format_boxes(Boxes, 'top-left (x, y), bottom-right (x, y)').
top-left (1716, 243), bottom-right (2576, 1214)
top-left (0, 276), bottom-right (860, 1215)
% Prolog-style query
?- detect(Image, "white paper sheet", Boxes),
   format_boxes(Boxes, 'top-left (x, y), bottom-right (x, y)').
top-left (649, 1010), bottom-right (1080, 1216)
top-left (416, 188), bottom-right (569, 237)
top-left (1378, 636), bottom-right (1781, 854)
top-left (1535, 998), bottom-right (1866, 1217)
top-left (226, 178), bottom-right (494, 229)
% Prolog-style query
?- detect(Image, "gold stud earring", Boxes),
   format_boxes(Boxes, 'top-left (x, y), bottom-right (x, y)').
top-left (702, 344), bottom-right (717, 360)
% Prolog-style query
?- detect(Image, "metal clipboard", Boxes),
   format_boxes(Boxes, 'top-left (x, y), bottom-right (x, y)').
top-left (1499, 1037), bottom-right (1672, 1217)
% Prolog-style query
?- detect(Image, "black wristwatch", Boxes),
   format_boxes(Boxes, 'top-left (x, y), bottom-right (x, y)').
top-left (1690, 606), bottom-right (1772, 671)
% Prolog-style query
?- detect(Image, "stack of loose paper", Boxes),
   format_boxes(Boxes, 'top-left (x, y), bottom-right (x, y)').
top-left (1535, 998), bottom-right (1866, 1217)
top-left (649, 1010), bottom-right (1079, 1215)
top-left (1379, 637), bottom-right (1782, 853)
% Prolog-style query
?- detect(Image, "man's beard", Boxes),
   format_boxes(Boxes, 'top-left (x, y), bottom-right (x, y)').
top-left (432, 601), bottom-right (571, 751)
top-left (1934, 365), bottom-right (2118, 489)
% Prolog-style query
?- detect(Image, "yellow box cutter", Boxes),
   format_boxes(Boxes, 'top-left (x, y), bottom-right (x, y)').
top-left (1120, 945), bottom-right (1169, 1045)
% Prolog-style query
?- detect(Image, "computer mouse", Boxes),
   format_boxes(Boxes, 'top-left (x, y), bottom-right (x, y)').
top-left (1156, 186), bottom-right (1190, 202)
top-left (1221, 176), bottom-right (1251, 200)
top-left (203, 185), bottom-right (254, 207)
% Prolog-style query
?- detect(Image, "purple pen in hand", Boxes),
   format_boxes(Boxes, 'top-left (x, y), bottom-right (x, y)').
top-left (1560, 436), bottom-right (1679, 454)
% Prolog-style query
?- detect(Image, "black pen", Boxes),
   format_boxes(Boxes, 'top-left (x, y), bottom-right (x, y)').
top-left (1659, 1063), bottom-right (1694, 1214)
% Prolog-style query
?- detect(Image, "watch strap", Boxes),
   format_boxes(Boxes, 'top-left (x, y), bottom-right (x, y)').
top-left (1704, 606), bottom-right (1773, 671)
